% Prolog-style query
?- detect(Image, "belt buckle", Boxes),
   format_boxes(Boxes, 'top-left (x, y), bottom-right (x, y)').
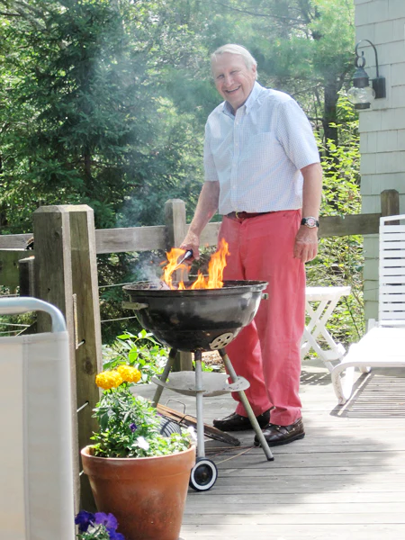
top-left (235, 211), bottom-right (240, 220)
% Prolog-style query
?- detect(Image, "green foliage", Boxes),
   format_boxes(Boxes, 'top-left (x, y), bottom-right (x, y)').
top-left (102, 329), bottom-right (168, 382)
top-left (0, 0), bottom-right (205, 232)
top-left (76, 526), bottom-right (115, 540)
top-left (0, 0), bottom-right (357, 232)
top-left (306, 99), bottom-right (365, 346)
top-left (91, 385), bottom-right (191, 458)
top-left (0, 0), bottom-right (357, 235)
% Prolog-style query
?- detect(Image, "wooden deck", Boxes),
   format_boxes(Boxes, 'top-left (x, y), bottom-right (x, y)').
top-left (136, 358), bottom-right (405, 539)
top-left (171, 359), bottom-right (405, 540)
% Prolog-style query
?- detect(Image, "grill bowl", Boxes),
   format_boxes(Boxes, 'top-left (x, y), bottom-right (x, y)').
top-left (123, 280), bottom-right (268, 352)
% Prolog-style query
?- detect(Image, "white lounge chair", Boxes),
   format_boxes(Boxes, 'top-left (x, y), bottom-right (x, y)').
top-left (331, 214), bottom-right (405, 404)
top-left (0, 297), bottom-right (75, 540)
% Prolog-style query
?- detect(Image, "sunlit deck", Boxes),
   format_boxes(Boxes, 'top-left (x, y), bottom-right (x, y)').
top-left (165, 359), bottom-right (405, 540)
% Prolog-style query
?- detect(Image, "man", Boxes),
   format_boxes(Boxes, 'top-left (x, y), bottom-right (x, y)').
top-left (181, 44), bottom-right (322, 446)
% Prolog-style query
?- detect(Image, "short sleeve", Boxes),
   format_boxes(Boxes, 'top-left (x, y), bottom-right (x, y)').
top-left (204, 122), bottom-right (219, 182)
top-left (275, 99), bottom-right (320, 170)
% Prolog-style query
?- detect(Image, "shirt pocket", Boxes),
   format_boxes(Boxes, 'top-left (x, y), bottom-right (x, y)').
top-left (246, 131), bottom-right (283, 158)
top-left (211, 133), bottom-right (233, 173)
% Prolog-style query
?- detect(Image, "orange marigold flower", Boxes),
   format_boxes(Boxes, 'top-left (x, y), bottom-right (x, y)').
top-left (117, 365), bottom-right (141, 384)
top-left (95, 371), bottom-right (124, 390)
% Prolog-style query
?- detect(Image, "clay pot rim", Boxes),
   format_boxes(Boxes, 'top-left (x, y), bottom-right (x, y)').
top-left (81, 444), bottom-right (195, 463)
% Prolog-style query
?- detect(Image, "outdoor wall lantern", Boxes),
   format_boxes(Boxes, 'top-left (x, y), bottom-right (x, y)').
top-left (348, 39), bottom-right (386, 110)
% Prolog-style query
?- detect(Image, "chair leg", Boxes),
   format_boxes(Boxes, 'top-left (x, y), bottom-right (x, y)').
top-left (331, 364), bottom-right (356, 405)
top-left (359, 365), bottom-right (372, 374)
top-left (359, 320), bottom-right (376, 373)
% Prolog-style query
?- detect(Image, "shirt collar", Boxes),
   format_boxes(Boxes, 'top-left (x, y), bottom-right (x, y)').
top-left (222, 81), bottom-right (262, 116)
top-left (244, 81), bottom-right (262, 113)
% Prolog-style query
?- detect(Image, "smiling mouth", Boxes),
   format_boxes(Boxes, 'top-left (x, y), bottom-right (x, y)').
top-left (226, 86), bottom-right (241, 94)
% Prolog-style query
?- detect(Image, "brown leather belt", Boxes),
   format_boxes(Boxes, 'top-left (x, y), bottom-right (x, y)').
top-left (226, 211), bottom-right (274, 222)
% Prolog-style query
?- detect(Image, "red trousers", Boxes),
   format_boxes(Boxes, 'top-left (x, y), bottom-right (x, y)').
top-left (219, 210), bottom-right (305, 426)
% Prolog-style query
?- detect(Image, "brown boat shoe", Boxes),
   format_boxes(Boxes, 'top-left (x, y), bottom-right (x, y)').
top-left (254, 418), bottom-right (305, 447)
top-left (213, 409), bottom-right (271, 432)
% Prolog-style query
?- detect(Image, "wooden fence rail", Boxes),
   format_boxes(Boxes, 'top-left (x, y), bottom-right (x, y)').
top-left (0, 190), bottom-right (399, 257)
top-left (0, 189), bottom-right (400, 511)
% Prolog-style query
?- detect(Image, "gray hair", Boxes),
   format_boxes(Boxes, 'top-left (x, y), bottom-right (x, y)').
top-left (211, 44), bottom-right (258, 79)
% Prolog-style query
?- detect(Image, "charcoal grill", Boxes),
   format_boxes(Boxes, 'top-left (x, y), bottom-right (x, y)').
top-left (123, 280), bottom-right (274, 491)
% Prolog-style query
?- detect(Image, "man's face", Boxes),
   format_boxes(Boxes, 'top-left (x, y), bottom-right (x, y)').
top-left (212, 53), bottom-right (256, 111)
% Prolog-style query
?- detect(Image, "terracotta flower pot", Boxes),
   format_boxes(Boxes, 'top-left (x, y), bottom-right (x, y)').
top-left (81, 445), bottom-right (196, 540)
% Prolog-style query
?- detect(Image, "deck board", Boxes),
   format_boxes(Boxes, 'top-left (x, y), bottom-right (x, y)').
top-left (136, 359), bottom-right (405, 539)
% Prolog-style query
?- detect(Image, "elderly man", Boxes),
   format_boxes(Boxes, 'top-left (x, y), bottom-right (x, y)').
top-left (181, 44), bottom-right (322, 446)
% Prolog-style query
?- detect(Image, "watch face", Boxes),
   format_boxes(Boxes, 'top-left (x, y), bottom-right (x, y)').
top-left (302, 217), bottom-right (318, 228)
top-left (306, 217), bottom-right (317, 228)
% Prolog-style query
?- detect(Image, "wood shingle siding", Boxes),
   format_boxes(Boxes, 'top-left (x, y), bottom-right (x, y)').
top-left (355, 0), bottom-right (405, 320)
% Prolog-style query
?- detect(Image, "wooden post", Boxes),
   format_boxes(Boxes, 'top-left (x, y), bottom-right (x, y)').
top-left (164, 200), bottom-right (193, 371)
top-left (164, 199), bottom-right (188, 254)
top-left (69, 207), bottom-right (103, 511)
top-left (380, 189), bottom-right (400, 219)
top-left (33, 205), bottom-right (102, 512)
top-left (33, 206), bottom-right (75, 333)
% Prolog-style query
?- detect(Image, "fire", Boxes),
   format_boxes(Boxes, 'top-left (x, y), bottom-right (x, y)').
top-left (161, 247), bottom-right (185, 290)
top-left (162, 238), bottom-right (229, 290)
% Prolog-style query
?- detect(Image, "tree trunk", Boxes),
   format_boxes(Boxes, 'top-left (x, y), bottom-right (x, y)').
top-left (323, 77), bottom-right (339, 146)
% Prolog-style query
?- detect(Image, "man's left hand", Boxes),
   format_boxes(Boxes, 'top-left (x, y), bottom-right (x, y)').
top-left (294, 226), bottom-right (318, 263)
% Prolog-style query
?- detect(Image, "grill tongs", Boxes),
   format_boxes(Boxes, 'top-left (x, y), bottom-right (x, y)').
top-left (174, 249), bottom-right (193, 270)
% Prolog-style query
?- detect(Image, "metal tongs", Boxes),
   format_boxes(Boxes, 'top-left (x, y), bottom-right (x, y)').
top-left (175, 249), bottom-right (193, 270)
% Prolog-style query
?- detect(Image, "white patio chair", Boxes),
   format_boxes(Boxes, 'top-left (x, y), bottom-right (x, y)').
top-left (331, 214), bottom-right (405, 404)
top-left (0, 297), bottom-right (75, 540)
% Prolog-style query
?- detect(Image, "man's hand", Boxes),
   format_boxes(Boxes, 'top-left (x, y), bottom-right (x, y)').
top-left (179, 181), bottom-right (220, 262)
top-left (180, 231), bottom-right (201, 262)
top-left (294, 226), bottom-right (318, 263)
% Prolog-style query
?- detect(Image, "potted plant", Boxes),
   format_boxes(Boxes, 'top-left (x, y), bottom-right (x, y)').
top-left (81, 365), bottom-right (196, 540)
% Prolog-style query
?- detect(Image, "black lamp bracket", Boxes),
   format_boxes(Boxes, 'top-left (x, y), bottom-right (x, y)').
top-left (354, 39), bottom-right (386, 99)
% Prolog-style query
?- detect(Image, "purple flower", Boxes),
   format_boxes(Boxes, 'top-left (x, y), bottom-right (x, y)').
top-left (94, 512), bottom-right (118, 531)
top-left (129, 423), bottom-right (137, 432)
top-left (75, 510), bottom-right (94, 532)
top-left (107, 527), bottom-right (126, 540)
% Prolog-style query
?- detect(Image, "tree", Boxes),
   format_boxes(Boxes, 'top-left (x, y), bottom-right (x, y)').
top-left (0, 0), bottom-right (208, 232)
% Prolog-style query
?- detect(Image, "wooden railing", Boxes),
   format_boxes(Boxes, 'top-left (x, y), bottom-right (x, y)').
top-left (0, 189), bottom-right (400, 510)
top-left (1, 189), bottom-right (399, 257)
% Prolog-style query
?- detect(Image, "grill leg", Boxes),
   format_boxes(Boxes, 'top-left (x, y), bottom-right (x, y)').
top-left (219, 349), bottom-right (274, 461)
top-left (194, 350), bottom-right (206, 458)
top-left (152, 347), bottom-right (177, 407)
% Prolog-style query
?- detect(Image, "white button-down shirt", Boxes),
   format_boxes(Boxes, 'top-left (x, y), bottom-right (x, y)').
top-left (204, 82), bottom-right (320, 215)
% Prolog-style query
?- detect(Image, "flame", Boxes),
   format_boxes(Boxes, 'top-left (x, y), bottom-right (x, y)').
top-left (190, 272), bottom-right (207, 290)
top-left (161, 247), bottom-right (186, 290)
top-left (161, 238), bottom-right (229, 290)
top-left (207, 238), bottom-right (229, 289)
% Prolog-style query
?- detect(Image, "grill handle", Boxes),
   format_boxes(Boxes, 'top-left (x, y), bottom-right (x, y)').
top-left (122, 301), bottom-right (149, 311)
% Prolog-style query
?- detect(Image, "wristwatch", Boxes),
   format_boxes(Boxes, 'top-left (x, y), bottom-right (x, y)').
top-left (301, 217), bottom-right (319, 229)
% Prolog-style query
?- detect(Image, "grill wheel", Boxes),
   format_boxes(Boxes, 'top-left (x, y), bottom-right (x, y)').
top-left (189, 458), bottom-right (218, 491)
